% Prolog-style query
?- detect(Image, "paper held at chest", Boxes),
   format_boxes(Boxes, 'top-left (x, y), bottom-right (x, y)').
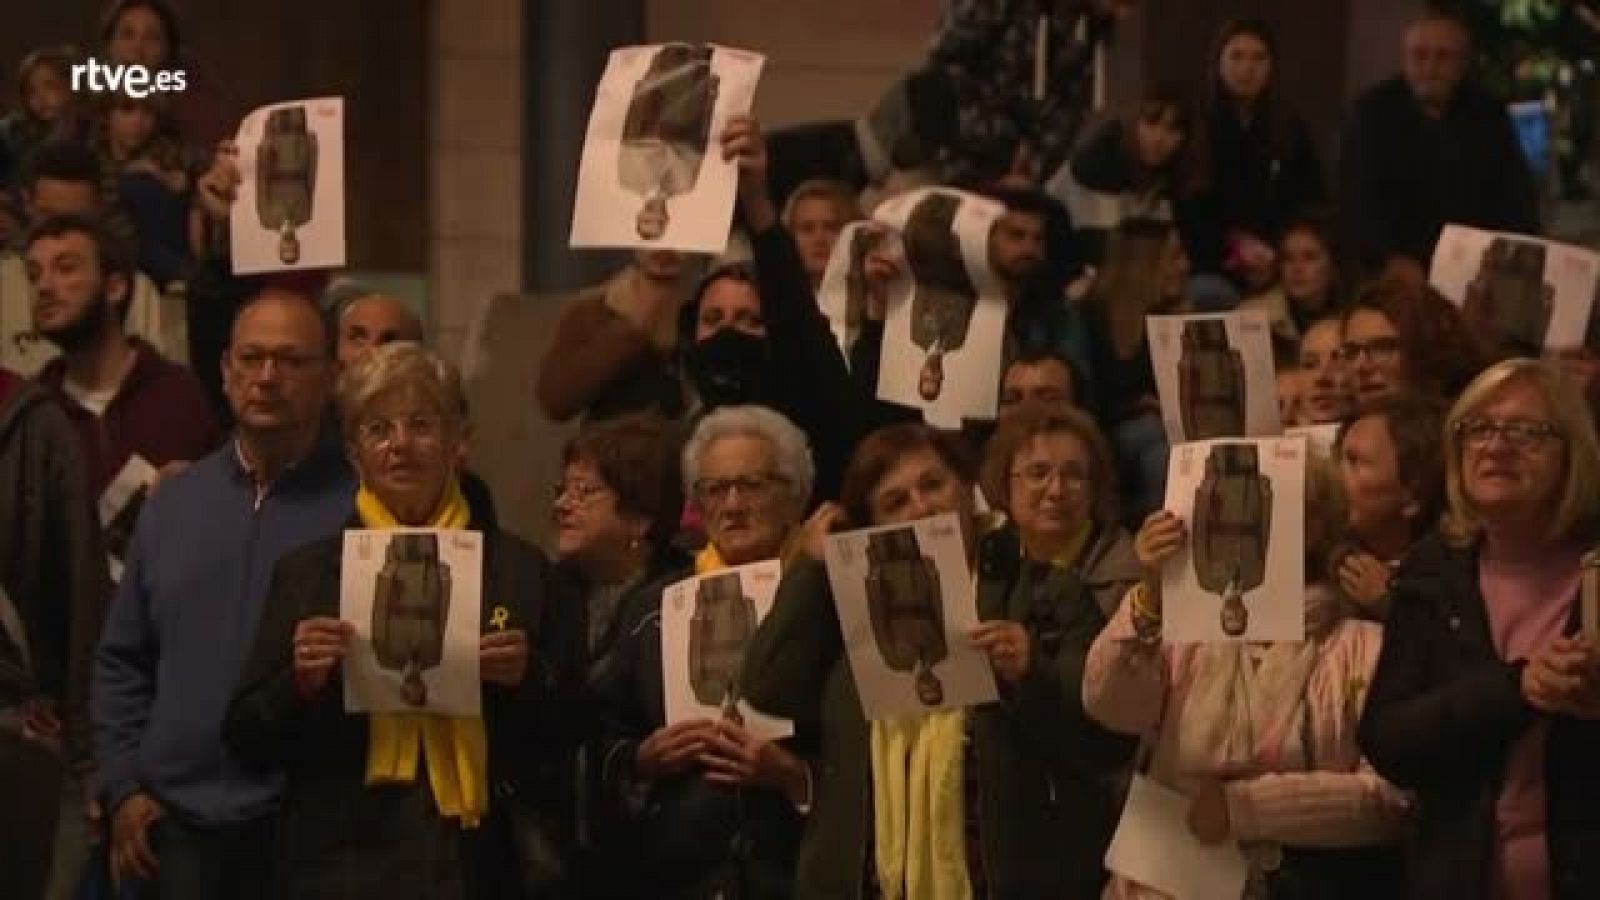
top-left (1160, 436), bottom-right (1307, 644)
top-left (230, 96), bottom-right (346, 274)
top-left (873, 187), bottom-right (1010, 428)
top-left (1429, 223), bottom-right (1600, 352)
top-left (1105, 774), bottom-right (1250, 900)
top-left (1148, 310), bottom-right (1282, 445)
top-left (824, 513), bottom-right (998, 720)
top-left (660, 558), bottom-right (792, 742)
top-left (569, 43), bottom-right (765, 254)
top-left (341, 528), bottom-right (483, 717)
top-left (100, 454), bottom-right (157, 584)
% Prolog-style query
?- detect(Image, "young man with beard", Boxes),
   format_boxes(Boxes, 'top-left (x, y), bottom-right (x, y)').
top-left (25, 215), bottom-right (219, 502)
top-left (2, 141), bottom-right (186, 377)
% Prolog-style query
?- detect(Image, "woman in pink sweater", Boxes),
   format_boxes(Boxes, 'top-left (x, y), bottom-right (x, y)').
top-left (1083, 459), bottom-right (1409, 900)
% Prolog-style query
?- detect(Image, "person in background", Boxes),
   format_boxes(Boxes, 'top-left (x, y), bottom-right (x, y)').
top-left (547, 414), bottom-right (689, 896)
top-left (1292, 314), bottom-right (1354, 427)
top-left (782, 178), bottom-right (862, 290)
top-left (1181, 18), bottom-right (1324, 290)
top-left (2, 140), bottom-right (184, 376)
top-left (1049, 82), bottom-right (1190, 263)
top-left (324, 284), bottom-right (424, 371)
top-left (1083, 218), bottom-right (1190, 525)
top-left (1360, 359), bottom-right (1600, 900)
top-left (597, 406), bottom-right (812, 898)
top-left (99, 0), bottom-right (233, 148)
top-left (0, 46), bottom-right (87, 203)
top-left (1340, 9), bottom-right (1539, 281)
top-left (93, 288), bottom-right (353, 899)
top-left (1338, 277), bottom-right (1488, 414)
top-left (26, 213), bottom-right (216, 500)
top-left (1329, 393), bottom-right (1446, 619)
top-left (998, 347), bottom-right (1080, 422)
top-left (225, 342), bottom-right (576, 900)
top-left (95, 94), bottom-right (191, 289)
top-left (0, 361), bottom-right (108, 900)
top-left (1086, 460), bottom-right (1410, 900)
top-left (743, 421), bottom-right (1134, 898)
top-left (1241, 210), bottom-right (1349, 351)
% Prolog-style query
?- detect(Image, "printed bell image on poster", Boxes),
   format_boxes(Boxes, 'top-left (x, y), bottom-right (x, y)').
top-left (99, 455), bottom-right (157, 584)
top-left (341, 528), bottom-right (484, 717)
top-left (817, 220), bottom-right (899, 361)
top-left (874, 187), bottom-right (1009, 428)
top-left (230, 96), bottom-right (346, 274)
top-left (660, 559), bottom-right (791, 742)
top-left (1429, 223), bottom-right (1600, 352)
top-left (570, 43), bottom-right (765, 254)
top-left (1160, 437), bottom-right (1306, 643)
top-left (824, 513), bottom-right (999, 719)
top-left (1148, 311), bottom-right (1281, 444)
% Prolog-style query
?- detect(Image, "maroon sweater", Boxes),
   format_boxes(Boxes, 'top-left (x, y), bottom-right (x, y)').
top-left (37, 340), bottom-right (222, 499)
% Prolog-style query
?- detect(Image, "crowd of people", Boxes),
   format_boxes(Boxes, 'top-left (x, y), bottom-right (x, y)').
top-left (3, 1), bottom-right (1600, 899)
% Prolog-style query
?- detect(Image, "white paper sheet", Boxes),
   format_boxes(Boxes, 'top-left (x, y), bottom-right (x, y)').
top-left (659, 559), bottom-right (792, 741)
top-left (1105, 774), bottom-right (1250, 900)
top-left (100, 454), bottom-right (157, 583)
top-left (341, 528), bottom-right (483, 717)
top-left (1286, 423), bottom-right (1340, 460)
top-left (816, 219), bottom-right (896, 361)
top-left (230, 96), bottom-right (346, 274)
top-left (873, 187), bottom-right (1010, 427)
top-left (1429, 223), bottom-right (1600, 351)
top-left (1148, 311), bottom-right (1282, 445)
top-left (824, 513), bottom-right (999, 719)
top-left (1160, 437), bottom-right (1306, 643)
top-left (570, 43), bottom-right (765, 254)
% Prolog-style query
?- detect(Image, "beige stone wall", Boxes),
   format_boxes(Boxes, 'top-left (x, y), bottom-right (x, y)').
top-left (431, 0), bottom-right (525, 362)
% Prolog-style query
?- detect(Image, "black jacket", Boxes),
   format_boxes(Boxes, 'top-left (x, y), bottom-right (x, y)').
top-left (1339, 77), bottom-right (1539, 270)
top-left (1358, 533), bottom-right (1600, 900)
top-left (224, 521), bottom-right (581, 900)
top-left (741, 527), bottom-right (1135, 899)
top-left (1183, 102), bottom-right (1324, 275)
top-left (588, 561), bottom-right (805, 899)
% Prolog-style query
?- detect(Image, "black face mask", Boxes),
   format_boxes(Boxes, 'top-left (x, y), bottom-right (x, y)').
top-left (684, 327), bottom-right (774, 409)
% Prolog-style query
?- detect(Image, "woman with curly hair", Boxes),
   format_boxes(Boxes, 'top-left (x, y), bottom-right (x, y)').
top-left (1338, 277), bottom-right (1490, 413)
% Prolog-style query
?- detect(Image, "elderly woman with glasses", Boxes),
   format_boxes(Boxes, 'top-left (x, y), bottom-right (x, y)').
top-left (1338, 277), bottom-right (1488, 413)
top-left (224, 343), bottom-right (578, 900)
top-left (591, 405), bottom-right (813, 898)
top-left (742, 421), bottom-right (1135, 898)
top-left (1360, 359), bottom-right (1600, 900)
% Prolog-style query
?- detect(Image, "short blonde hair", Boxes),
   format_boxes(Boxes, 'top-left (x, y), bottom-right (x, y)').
top-left (781, 179), bottom-right (863, 229)
top-left (337, 341), bottom-right (468, 436)
top-left (1441, 359), bottom-right (1600, 546)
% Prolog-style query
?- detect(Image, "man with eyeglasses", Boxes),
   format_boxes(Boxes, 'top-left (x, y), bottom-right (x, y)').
top-left (93, 287), bottom-right (354, 899)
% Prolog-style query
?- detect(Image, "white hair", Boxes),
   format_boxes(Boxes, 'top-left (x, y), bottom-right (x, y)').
top-left (681, 405), bottom-right (815, 506)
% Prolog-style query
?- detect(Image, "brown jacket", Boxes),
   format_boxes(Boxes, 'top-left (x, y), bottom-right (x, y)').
top-left (0, 370), bottom-right (109, 768)
top-left (536, 271), bottom-right (687, 423)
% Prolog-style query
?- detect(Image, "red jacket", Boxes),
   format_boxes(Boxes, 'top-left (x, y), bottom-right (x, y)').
top-left (36, 340), bottom-right (221, 499)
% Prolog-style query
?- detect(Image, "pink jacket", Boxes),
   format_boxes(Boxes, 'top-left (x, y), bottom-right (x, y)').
top-left (1082, 588), bottom-right (1411, 900)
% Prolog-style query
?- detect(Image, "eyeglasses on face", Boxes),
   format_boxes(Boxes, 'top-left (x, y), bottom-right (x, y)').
top-left (1011, 463), bottom-right (1090, 492)
top-left (1334, 337), bottom-right (1402, 364)
top-left (355, 414), bottom-right (445, 450)
top-left (1454, 417), bottom-right (1564, 452)
top-left (692, 473), bottom-right (788, 507)
top-left (550, 479), bottom-right (613, 505)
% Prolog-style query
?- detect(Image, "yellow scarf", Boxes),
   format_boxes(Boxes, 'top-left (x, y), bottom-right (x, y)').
top-left (357, 480), bottom-right (489, 829)
top-left (1048, 519), bottom-right (1093, 570)
top-left (870, 710), bottom-right (971, 900)
top-left (694, 531), bottom-right (806, 576)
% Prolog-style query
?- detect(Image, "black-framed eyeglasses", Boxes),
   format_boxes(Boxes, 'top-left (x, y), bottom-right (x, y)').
top-left (1454, 417), bottom-right (1565, 452)
top-left (550, 479), bottom-right (612, 505)
top-left (1334, 337), bottom-right (1402, 364)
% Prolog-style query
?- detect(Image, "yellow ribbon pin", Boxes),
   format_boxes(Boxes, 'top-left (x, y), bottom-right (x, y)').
top-left (489, 606), bottom-right (509, 631)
